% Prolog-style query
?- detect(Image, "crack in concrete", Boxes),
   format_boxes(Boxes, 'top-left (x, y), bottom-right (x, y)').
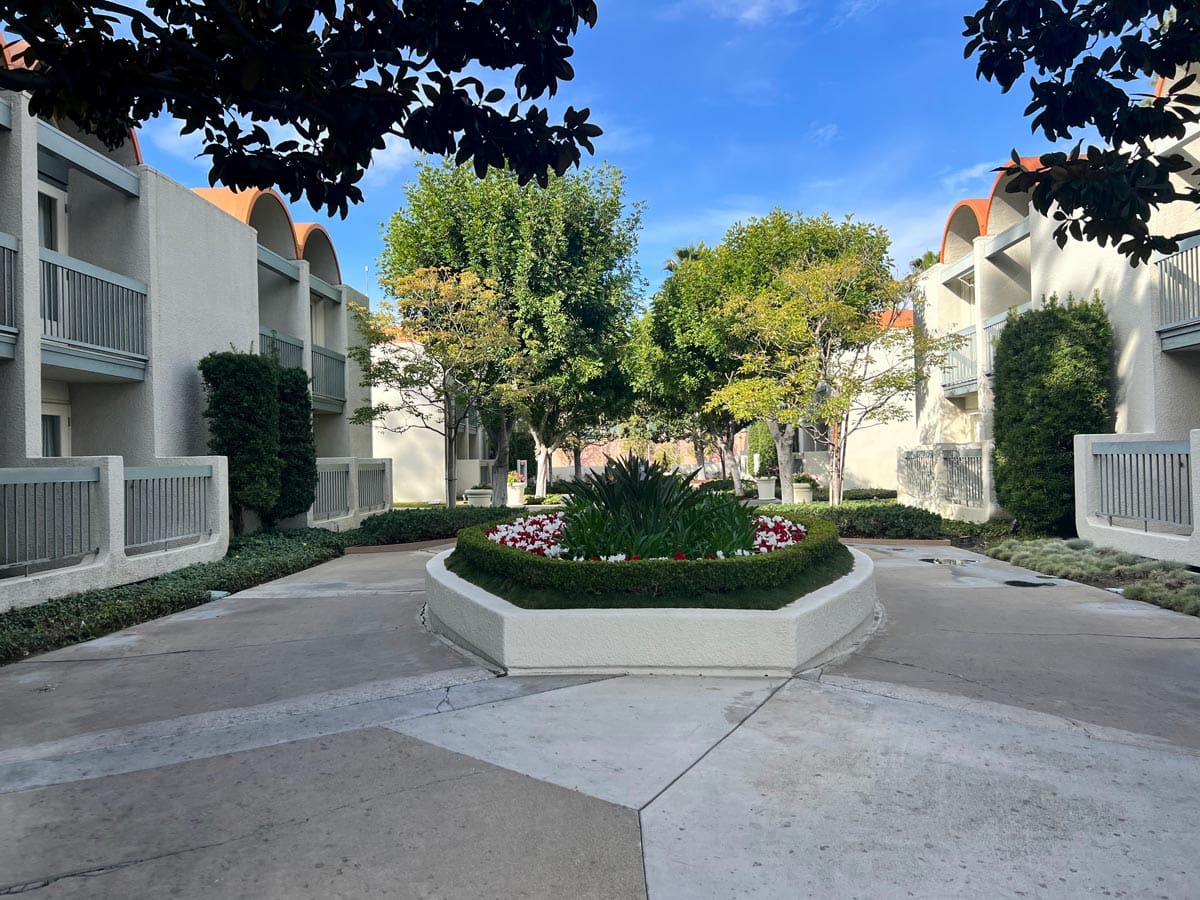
top-left (856, 655), bottom-right (1021, 703)
top-left (0, 770), bottom-right (486, 895)
top-left (933, 628), bottom-right (1200, 641)
top-left (12, 626), bottom-right (409, 664)
top-left (435, 685), bottom-right (455, 713)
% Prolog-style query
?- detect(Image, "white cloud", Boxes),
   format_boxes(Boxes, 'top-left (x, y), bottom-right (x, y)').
top-left (938, 160), bottom-right (1001, 195)
top-left (829, 0), bottom-right (884, 28)
top-left (663, 0), bottom-right (807, 26)
top-left (140, 116), bottom-right (207, 169)
top-left (362, 133), bottom-right (417, 188)
top-left (806, 122), bottom-right (839, 147)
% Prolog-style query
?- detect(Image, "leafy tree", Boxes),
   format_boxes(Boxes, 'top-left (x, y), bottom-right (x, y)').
top-left (349, 267), bottom-right (525, 507)
top-left (965, 2), bottom-right (1200, 262)
top-left (746, 422), bottom-right (778, 477)
top-left (708, 217), bottom-right (957, 505)
top-left (992, 295), bottom-right (1114, 534)
top-left (379, 159), bottom-right (642, 496)
top-left (271, 365), bottom-right (318, 525)
top-left (635, 245), bottom-right (750, 495)
top-left (198, 351), bottom-right (280, 533)
top-left (0, 2), bottom-right (601, 214)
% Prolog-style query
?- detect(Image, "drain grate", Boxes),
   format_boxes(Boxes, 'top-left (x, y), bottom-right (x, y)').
top-left (920, 558), bottom-right (977, 566)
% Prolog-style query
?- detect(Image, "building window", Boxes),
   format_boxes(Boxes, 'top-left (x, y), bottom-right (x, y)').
top-left (41, 415), bottom-right (62, 457)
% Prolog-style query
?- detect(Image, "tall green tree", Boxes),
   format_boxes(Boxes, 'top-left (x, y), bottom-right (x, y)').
top-left (965, 2), bottom-right (1200, 262)
top-left (379, 159), bottom-right (642, 496)
top-left (0, 2), bottom-right (602, 214)
top-left (349, 267), bottom-right (525, 507)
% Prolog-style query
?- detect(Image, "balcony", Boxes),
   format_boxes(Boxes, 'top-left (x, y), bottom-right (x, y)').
top-left (941, 326), bottom-right (978, 396)
top-left (311, 344), bottom-right (346, 412)
top-left (982, 302), bottom-right (1033, 375)
top-left (0, 232), bottom-right (15, 360)
top-left (40, 249), bottom-right (147, 380)
top-left (258, 328), bottom-right (305, 371)
top-left (311, 458), bottom-right (392, 525)
top-left (1157, 236), bottom-right (1200, 351)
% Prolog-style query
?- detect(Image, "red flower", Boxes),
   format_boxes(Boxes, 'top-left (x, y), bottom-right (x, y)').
top-left (630, 555), bottom-right (642, 561)
top-left (674, 552), bottom-right (687, 560)
top-left (589, 556), bottom-right (600, 561)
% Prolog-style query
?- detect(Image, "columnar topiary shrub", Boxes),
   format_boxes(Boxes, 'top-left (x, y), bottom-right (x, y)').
top-left (747, 421), bottom-right (778, 476)
top-left (271, 365), bottom-right (319, 524)
top-left (992, 295), bottom-right (1114, 534)
top-left (199, 351), bottom-right (281, 532)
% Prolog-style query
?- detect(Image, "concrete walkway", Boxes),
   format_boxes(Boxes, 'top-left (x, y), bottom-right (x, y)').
top-left (1, 542), bottom-right (1198, 898)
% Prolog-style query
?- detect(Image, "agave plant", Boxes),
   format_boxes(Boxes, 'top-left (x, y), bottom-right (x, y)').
top-left (561, 454), bottom-right (755, 559)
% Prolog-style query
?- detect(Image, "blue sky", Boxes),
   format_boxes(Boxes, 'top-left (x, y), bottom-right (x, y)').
top-left (140, 1), bottom-right (1081, 301)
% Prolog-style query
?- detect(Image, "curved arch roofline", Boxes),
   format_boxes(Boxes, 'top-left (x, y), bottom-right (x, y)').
top-left (192, 187), bottom-right (301, 258)
top-left (295, 222), bottom-right (342, 285)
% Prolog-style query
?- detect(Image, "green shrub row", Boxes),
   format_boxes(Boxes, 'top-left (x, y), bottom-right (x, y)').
top-left (0, 530), bottom-right (345, 664)
top-left (449, 514), bottom-right (845, 605)
top-left (812, 488), bottom-right (897, 502)
top-left (760, 501), bottom-right (946, 539)
top-left (351, 506), bottom-right (517, 546)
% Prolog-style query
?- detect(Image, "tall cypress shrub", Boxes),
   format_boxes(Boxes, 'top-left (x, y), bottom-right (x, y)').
top-left (747, 421), bottom-right (778, 476)
top-left (992, 295), bottom-right (1114, 534)
top-left (271, 365), bottom-right (319, 524)
top-left (199, 351), bottom-right (280, 533)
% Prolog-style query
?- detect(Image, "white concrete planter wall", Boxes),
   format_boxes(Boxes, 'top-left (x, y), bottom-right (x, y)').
top-left (425, 548), bottom-right (877, 677)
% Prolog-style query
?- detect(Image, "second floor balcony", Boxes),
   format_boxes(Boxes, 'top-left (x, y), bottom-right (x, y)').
top-left (941, 326), bottom-right (978, 396)
top-left (1158, 236), bottom-right (1200, 351)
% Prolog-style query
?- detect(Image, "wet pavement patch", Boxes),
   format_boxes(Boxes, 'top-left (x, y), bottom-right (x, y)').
top-left (1003, 579), bottom-right (1052, 588)
top-left (920, 558), bottom-right (977, 566)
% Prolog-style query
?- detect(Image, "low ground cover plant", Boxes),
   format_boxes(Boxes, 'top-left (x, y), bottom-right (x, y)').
top-left (988, 538), bottom-right (1200, 616)
top-left (3, 507), bottom-right (521, 663)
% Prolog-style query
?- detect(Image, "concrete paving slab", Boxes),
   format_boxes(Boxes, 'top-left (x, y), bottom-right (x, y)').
top-left (0, 553), bottom-right (475, 749)
top-left (832, 544), bottom-right (1200, 748)
top-left (0, 728), bottom-right (647, 899)
top-left (390, 675), bottom-right (785, 809)
top-left (0, 672), bottom-right (603, 794)
top-left (642, 676), bottom-right (1200, 900)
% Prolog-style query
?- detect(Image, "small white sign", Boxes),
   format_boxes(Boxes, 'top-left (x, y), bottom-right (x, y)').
top-left (517, 459), bottom-right (528, 478)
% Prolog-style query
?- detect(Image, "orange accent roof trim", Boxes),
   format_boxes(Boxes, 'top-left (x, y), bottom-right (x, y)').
top-left (295, 222), bottom-right (342, 284)
top-left (3, 32), bottom-right (142, 163)
top-left (876, 309), bottom-right (914, 329)
top-left (193, 187), bottom-right (301, 257)
top-left (939, 199), bottom-right (989, 264)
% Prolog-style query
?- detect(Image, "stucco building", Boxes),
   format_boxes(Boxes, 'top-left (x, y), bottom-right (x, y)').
top-left (0, 71), bottom-right (390, 609)
top-left (902, 73), bottom-right (1200, 563)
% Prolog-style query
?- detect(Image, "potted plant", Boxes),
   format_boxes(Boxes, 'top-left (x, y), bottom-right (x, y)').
top-left (506, 471), bottom-right (527, 507)
top-left (792, 472), bottom-right (819, 503)
top-left (464, 483), bottom-right (494, 507)
top-left (754, 464), bottom-right (777, 501)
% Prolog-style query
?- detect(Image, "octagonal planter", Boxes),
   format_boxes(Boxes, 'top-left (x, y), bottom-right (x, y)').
top-left (424, 548), bottom-right (878, 677)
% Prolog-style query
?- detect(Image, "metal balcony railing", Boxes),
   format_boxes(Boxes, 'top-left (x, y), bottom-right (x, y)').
top-left (0, 232), bottom-right (16, 332)
top-left (1093, 441), bottom-right (1193, 532)
top-left (899, 450), bottom-right (936, 498)
top-left (357, 462), bottom-right (389, 512)
top-left (942, 447), bottom-right (984, 506)
top-left (312, 345), bottom-right (346, 402)
top-left (941, 326), bottom-right (977, 390)
top-left (1158, 237), bottom-right (1200, 328)
top-left (314, 462), bottom-right (350, 521)
top-left (40, 249), bottom-right (146, 357)
top-left (124, 465), bottom-right (213, 553)
top-left (0, 466), bottom-right (100, 573)
top-left (982, 303), bottom-right (1033, 375)
top-left (259, 329), bottom-right (305, 371)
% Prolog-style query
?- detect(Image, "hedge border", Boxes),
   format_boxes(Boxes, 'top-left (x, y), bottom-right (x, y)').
top-left (450, 513), bottom-right (843, 598)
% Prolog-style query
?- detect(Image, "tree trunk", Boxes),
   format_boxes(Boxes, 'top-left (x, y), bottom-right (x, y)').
top-left (443, 393), bottom-right (458, 509)
top-left (829, 418), bottom-right (847, 506)
top-left (490, 413), bottom-right (513, 508)
top-left (692, 433), bottom-right (705, 472)
top-left (766, 419), bottom-right (796, 505)
top-left (718, 429), bottom-right (743, 497)
top-left (529, 416), bottom-right (561, 497)
top-left (573, 445), bottom-right (583, 480)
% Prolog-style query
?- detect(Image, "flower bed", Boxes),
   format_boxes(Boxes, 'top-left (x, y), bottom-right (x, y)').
top-left (485, 512), bottom-right (808, 560)
top-left (449, 511), bottom-right (846, 608)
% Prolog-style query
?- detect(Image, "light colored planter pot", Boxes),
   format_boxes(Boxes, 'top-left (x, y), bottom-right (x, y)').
top-left (506, 484), bottom-right (526, 507)
top-left (425, 548), bottom-right (878, 677)
top-left (794, 484), bottom-right (814, 503)
top-left (755, 477), bottom-right (777, 501)
top-left (464, 489), bottom-right (493, 508)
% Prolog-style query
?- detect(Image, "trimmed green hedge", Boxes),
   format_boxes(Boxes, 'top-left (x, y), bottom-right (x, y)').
top-left (0, 530), bottom-right (345, 664)
top-left (762, 501), bottom-right (945, 539)
top-left (449, 514), bottom-right (845, 605)
top-left (351, 507), bottom-right (517, 546)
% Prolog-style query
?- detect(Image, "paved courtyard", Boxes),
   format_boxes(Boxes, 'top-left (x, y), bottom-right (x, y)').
top-left (1, 543), bottom-right (1199, 898)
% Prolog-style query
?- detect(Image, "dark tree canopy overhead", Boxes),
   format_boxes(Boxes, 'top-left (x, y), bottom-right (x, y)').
top-left (0, 1), bottom-right (601, 215)
top-left (965, 1), bottom-right (1200, 263)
